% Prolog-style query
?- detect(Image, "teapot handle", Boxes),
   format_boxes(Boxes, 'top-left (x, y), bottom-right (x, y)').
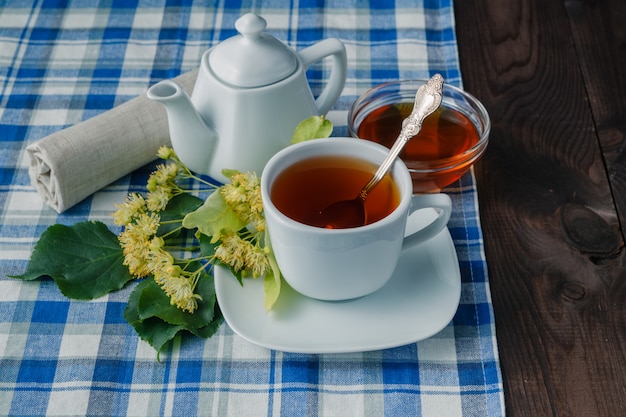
top-left (298, 38), bottom-right (347, 115)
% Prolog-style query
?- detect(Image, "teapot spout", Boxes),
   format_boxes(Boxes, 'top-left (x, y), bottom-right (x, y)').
top-left (147, 80), bottom-right (218, 175)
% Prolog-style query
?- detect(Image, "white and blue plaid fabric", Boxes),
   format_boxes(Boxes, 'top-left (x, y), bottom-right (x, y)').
top-left (0, 1), bottom-right (505, 416)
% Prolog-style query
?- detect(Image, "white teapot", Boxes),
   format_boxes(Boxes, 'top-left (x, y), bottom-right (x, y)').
top-left (147, 13), bottom-right (347, 182)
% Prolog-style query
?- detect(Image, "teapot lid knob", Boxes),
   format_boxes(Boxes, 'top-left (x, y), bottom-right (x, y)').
top-left (235, 13), bottom-right (266, 39)
top-left (208, 13), bottom-right (298, 88)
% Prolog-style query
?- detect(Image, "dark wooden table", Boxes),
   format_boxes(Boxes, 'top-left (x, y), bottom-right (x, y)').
top-left (454, 0), bottom-right (625, 415)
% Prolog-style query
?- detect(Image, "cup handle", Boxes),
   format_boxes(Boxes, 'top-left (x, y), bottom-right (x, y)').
top-left (402, 193), bottom-right (452, 251)
top-left (298, 38), bottom-right (347, 115)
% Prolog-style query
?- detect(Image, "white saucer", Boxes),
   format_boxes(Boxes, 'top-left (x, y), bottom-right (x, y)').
top-left (214, 228), bottom-right (461, 354)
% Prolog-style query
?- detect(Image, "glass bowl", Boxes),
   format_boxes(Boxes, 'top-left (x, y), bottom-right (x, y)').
top-left (348, 80), bottom-right (490, 192)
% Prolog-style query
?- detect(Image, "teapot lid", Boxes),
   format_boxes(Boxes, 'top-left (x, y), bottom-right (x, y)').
top-left (209, 14), bottom-right (298, 88)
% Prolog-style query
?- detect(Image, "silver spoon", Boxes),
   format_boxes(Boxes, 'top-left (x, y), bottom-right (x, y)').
top-left (317, 74), bottom-right (444, 228)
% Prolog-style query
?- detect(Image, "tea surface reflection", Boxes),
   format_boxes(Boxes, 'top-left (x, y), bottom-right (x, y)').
top-left (270, 155), bottom-right (400, 229)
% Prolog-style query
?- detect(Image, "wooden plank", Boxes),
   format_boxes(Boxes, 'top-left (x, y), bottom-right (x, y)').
top-left (565, 0), bottom-right (626, 231)
top-left (454, 0), bottom-right (626, 416)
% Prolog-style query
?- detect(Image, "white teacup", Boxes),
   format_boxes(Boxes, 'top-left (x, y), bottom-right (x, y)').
top-left (261, 138), bottom-right (452, 301)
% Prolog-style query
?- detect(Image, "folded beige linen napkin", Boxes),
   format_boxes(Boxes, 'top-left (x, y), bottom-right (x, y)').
top-left (27, 69), bottom-right (198, 213)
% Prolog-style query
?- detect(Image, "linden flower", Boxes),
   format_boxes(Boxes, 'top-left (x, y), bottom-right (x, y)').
top-left (214, 233), bottom-right (247, 272)
top-left (145, 239), bottom-right (204, 313)
top-left (152, 262), bottom-right (181, 287)
top-left (148, 235), bottom-right (165, 251)
top-left (162, 276), bottom-right (202, 313)
top-left (252, 217), bottom-right (266, 233)
top-left (247, 188), bottom-right (266, 232)
top-left (157, 145), bottom-right (175, 160)
top-left (220, 171), bottom-right (266, 231)
top-left (146, 187), bottom-right (172, 212)
top-left (152, 262), bottom-right (202, 313)
top-left (247, 186), bottom-right (263, 216)
top-left (244, 245), bottom-right (270, 278)
top-left (221, 171), bottom-right (259, 205)
top-left (220, 181), bottom-right (247, 204)
top-left (118, 213), bottom-right (160, 278)
top-left (215, 232), bottom-right (269, 277)
top-left (122, 252), bottom-right (151, 278)
top-left (112, 193), bottom-right (146, 226)
top-left (146, 241), bottom-right (174, 274)
top-left (133, 212), bottom-right (160, 237)
top-left (147, 163), bottom-right (177, 189)
top-left (159, 163), bottom-right (179, 183)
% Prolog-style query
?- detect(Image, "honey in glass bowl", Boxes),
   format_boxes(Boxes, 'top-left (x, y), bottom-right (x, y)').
top-left (348, 80), bottom-right (490, 192)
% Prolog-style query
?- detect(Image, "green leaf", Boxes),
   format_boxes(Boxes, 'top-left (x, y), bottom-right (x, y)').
top-left (182, 191), bottom-right (246, 242)
top-left (263, 238), bottom-right (282, 311)
top-left (157, 193), bottom-right (204, 237)
top-left (221, 168), bottom-right (241, 180)
top-left (124, 279), bottom-right (147, 324)
top-left (291, 115), bottom-right (333, 144)
top-left (124, 275), bottom-right (223, 353)
top-left (263, 271), bottom-right (281, 311)
top-left (188, 316), bottom-right (222, 339)
top-left (124, 281), bottom-right (184, 353)
top-left (136, 270), bottom-right (216, 329)
top-left (11, 221), bottom-right (133, 299)
top-left (133, 316), bottom-right (185, 354)
top-left (198, 232), bottom-right (219, 258)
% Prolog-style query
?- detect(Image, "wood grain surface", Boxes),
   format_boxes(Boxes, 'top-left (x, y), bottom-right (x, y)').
top-left (454, 0), bottom-right (626, 415)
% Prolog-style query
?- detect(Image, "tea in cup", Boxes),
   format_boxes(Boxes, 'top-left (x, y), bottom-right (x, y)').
top-left (261, 138), bottom-right (452, 301)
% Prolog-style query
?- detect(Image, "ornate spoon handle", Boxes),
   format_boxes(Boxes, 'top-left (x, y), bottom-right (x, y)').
top-left (359, 74), bottom-right (444, 199)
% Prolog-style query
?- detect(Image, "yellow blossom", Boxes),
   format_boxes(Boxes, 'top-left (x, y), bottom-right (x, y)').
top-left (161, 276), bottom-right (202, 313)
top-left (119, 230), bottom-right (152, 277)
top-left (147, 246), bottom-right (174, 279)
top-left (221, 172), bottom-right (259, 204)
top-left (157, 163), bottom-right (178, 183)
top-left (113, 155), bottom-right (281, 314)
top-left (215, 232), bottom-right (269, 277)
top-left (146, 187), bottom-right (172, 211)
top-left (152, 265), bottom-right (202, 313)
top-left (122, 252), bottom-right (151, 278)
top-left (117, 213), bottom-right (160, 278)
top-left (253, 217), bottom-right (266, 232)
top-left (214, 233), bottom-right (248, 272)
top-left (220, 182), bottom-right (247, 204)
top-left (220, 171), bottom-right (265, 229)
top-left (132, 212), bottom-right (160, 237)
top-left (245, 245), bottom-right (270, 278)
top-left (147, 163), bottom-right (178, 192)
top-left (245, 182), bottom-right (263, 212)
top-left (155, 163), bottom-right (178, 184)
top-left (149, 236), bottom-right (164, 251)
top-left (112, 193), bottom-right (146, 226)
top-left (157, 146), bottom-right (175, 160)
top-left (176, 296), bottom-right (201, 314)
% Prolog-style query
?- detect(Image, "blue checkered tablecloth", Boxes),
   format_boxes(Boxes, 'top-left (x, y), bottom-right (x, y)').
top-left (0, 1), bottom-right (505, 416)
